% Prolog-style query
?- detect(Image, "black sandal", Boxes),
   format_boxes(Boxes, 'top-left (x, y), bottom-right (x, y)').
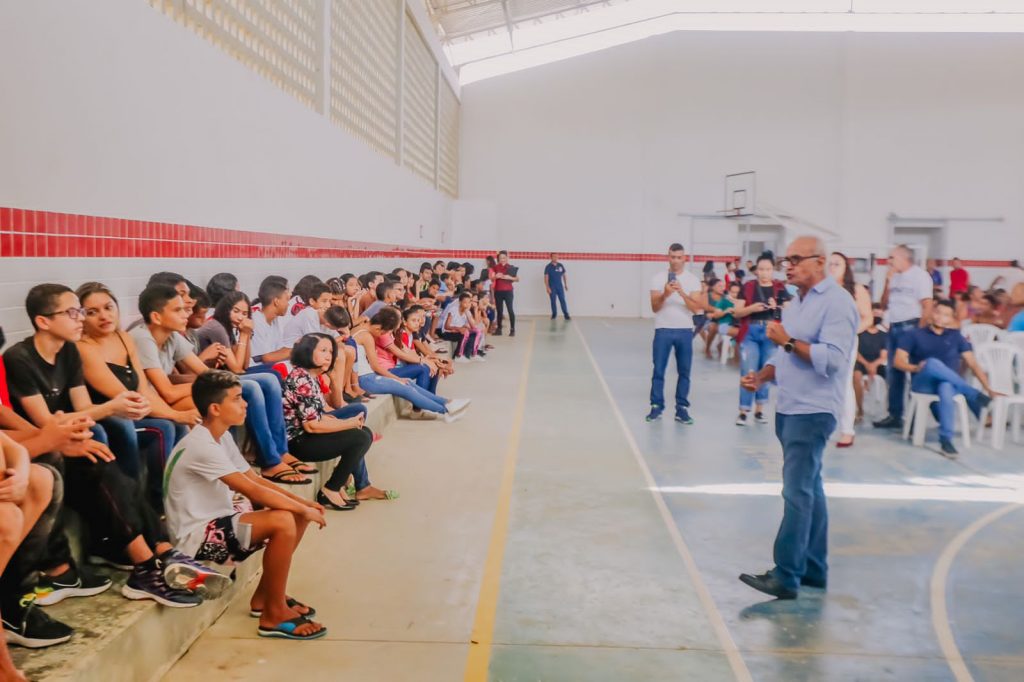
top-left (316, 490), bottom-right (358, 511)
top-left (262, 470), bottom-right (312, 486)
top-left (287, 460), bottom-right (318, 475)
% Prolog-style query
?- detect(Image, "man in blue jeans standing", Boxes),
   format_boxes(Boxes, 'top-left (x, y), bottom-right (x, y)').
top-left (646, 243), bottom-right (704, 425)
top-left (738, 236), bottom-right (858, 600)
top-left (544, 253), bottom-right (571, 321)
top-left (893, 299), bottom-right (996, 457)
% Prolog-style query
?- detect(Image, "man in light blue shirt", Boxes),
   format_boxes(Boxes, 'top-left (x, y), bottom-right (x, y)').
top-left (738, 236), bottom-right (858, 600)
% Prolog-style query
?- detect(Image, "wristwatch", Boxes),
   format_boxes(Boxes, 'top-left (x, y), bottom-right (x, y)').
top-left (783, 338), bottom-right (796, 354)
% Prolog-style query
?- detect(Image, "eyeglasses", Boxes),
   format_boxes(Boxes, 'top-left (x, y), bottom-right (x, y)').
top-left (779, 254), bottom-right (823, 268)
top-left (43, 307), bottom-right (86, 321)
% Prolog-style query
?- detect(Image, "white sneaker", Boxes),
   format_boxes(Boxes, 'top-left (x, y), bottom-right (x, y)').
top-left (454, 356), bottom-right (471, 364)
top-left (447, 398), bottom-right (471, 414)
top-left (735, 413), bottom-right (748, 426)
top-left (443, 410), bottom-right (465, 424)
top-left (471, 355), bottom-right (487, 362)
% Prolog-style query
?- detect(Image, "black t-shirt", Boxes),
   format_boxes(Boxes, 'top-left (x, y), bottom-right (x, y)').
top-left (857, 329), bottom-right (888, 363)
top-left (2, 338), bottom-right (84, 419)
top-left (748, 282), bottom-right (791, 322)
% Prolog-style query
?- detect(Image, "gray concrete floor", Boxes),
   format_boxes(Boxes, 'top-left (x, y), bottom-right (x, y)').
top-left (166, 318), bottom-right (1024, 682)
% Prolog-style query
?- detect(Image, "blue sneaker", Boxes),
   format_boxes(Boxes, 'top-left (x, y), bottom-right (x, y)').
top-left (675, 409), bottom-right (694, 425)
top-left (645, 405), bottom-right (664, 422)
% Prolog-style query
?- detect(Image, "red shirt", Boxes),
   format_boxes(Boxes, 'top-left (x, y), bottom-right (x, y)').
top-left (492, 263), bottom-right (514, 292)
top-left (950, 268), bottom-right (969, 296)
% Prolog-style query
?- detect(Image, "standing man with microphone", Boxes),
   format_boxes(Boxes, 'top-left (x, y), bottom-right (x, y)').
top-left (544, 253), bottom-right (571, 321)
top-left (738, 236), bottom-right (858, 600)
top-left (646, 243), bottom-right (704, 425)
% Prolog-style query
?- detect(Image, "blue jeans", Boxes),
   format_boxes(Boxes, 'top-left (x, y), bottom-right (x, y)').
top-left (392, 363), bottom-right (432, 392)
top-left (358, 374), bottom-right (448, 413)
top-left (549, 289), bottom-right (569, 318)
top-left (886, 321), bottom-right (918, 419)
top-left (772, 412), bottom-right (836, 591)
top-left (100, 416), bottom-right (187, 507)
top-left (329, 405), bottom-right (373, 490)
top-left (650, 328), bottom-right (694, 411)
top-left (239, 373), bottom-right (289, 468)
top-left (911, 358), bottom-right (983, 441)
top-left (739, 323), bottom-right (773, 410)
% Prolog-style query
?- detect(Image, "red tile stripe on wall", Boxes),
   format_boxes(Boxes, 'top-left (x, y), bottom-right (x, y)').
top-left (0, 206), bottom-right (1013, 267)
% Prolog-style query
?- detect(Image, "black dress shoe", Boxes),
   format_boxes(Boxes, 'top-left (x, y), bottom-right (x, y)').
top-left (800, 576), bottom-right (827, 589)
top-left (872, 415), bottom-right (903, 429)
top-left (739, 572), bottom-right (797, 600)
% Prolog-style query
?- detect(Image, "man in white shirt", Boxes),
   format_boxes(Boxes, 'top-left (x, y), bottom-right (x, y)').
top-left (164, 370), bottom-right (327, 640)
top-left (647, 243), bottom-right (705, 424)
top-left (874, 244), bottom-right (935, 429)
top-left (283, 282), bottom-right (333, 347)
top-left (251, 277), bottom-right (292, 371)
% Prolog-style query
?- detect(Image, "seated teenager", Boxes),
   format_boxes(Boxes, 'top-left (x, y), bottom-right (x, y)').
top-left (356, 272), bottom-right (384, 314)
top-left (205, 272), bottom-right (239, 310)
top-left (76, 282), bottom-right (199, 508)
top-left (363, 281), bottom-right (399, 320)
top-left (0, 395), bottom-right (73, 651)
top-left (322, 308), bottom-right (369, 403)
top-left (371, 308), bottom-right (438, 394)
top-left (3, 285), bottom-right (218, 607)
top-left (287, 276), bottom-right (324, 317)
top-left (295, 326), bottom-right (392, 502)
top-left (853, 304), bottom-right (889, 421)
top-left (281, 335), bottom-right (373, 511)
top-left (164, 371), bottom-right (327, 640)
top-left (706, 280), bottom-right (740, 359)
top-left (250, 276), bottom-right (293, 373)
top-left (398, 306), bottom-right (452, 394)
top-left (468, 294), bottom-right (491, 355)
top-left (338, 274), bottom-right (365, 324)
top-left (137, 285), bottom-right (313, 485)
top-left (439, 293), bottom-right (482, 362)
top-left (196, 291), bottom-right (254, 375)
top-left (353, 309), bottom-right (468, 422)
top-left (183, 288), bottom-right (223, 366)
top-left (893, 299), bottom-right (999, 457)
top-left (283, 282), bottom-right (334, 347)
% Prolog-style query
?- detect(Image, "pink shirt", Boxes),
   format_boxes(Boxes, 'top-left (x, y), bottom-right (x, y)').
top-left (375, 333), bottom-right (397, 370)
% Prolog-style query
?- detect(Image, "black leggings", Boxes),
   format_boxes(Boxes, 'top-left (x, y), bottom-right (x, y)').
top-left (36, 452), bottom-right (165, 571)
top-left (289, 426), bottom-right (373, 492)
top-left (494, 290), bottom-right (515, 331)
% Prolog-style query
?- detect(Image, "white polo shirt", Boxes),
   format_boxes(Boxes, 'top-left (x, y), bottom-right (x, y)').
top-left (649, 269), bottom-right (702, 330)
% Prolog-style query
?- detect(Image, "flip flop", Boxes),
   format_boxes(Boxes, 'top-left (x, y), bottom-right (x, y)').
top-left (287, 461), bottom-right (318, 475)
top-left (261, 470), bottom-right (312, 486)
top-left (257, 616), bottom-right (326, 640)
top-left (250, 597), bottom-right (316, 618)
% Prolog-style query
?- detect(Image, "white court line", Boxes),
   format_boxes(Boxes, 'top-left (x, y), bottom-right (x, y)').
top-left (931, 503), bottom-right (1022, 682)
top-left (573, 323), bottom-right (753, 682)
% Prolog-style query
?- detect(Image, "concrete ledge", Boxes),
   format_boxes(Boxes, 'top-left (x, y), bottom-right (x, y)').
top-left (10, 395), bottom-right (399, 681)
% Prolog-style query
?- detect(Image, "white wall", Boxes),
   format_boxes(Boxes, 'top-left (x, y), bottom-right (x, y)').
top-left (0, 0), bottom-right (452, 248)
top-left (458, 31), bottom-right (1024, 316)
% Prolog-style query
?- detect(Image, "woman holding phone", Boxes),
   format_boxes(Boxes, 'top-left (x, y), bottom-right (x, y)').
top-left (491, 250), bottom-right (519, 337)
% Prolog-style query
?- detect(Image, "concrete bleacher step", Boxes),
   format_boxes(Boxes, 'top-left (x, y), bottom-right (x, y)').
top-left (10, 396), bottom-right (399, 682)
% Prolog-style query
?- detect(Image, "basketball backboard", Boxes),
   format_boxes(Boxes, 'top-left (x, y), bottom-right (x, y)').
top-left (723, 171), bottom-right (756, 217)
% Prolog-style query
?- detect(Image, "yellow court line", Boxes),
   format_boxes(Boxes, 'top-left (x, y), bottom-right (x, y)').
top-left (931, 502), bottom-right (1021, 682)
top-left (574, 323), bottom-right (754, 682)
top-left (464, 320), bottom-right (537, 682)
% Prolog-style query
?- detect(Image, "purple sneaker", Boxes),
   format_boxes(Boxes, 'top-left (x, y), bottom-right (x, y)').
top-left (161, 549), bottom-right (233, 600)
top-left (121, 562), bottom-right (203, 608)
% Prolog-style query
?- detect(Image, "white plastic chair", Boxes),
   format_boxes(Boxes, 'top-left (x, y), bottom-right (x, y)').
top-left (963, 323), bottom-right (1001, 347)
top-left (716, 334), bottom-right (735, 365)
top-left (1005, 331), bottom-right (1024, 357)
top-left (974, 342), bottom-right (1024, 450)
top-left (903, 393), bottom-right (972, 448)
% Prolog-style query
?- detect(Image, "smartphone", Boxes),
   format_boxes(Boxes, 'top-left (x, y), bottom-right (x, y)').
top-left (667, 271), bottom-right (677, 283)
